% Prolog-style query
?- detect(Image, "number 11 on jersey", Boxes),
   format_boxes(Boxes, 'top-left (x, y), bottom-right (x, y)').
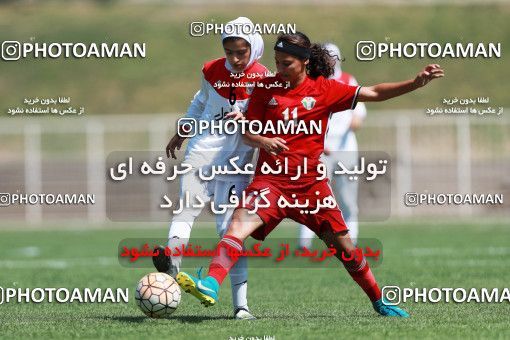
top-left (282, 107), bottom-right (298, 122)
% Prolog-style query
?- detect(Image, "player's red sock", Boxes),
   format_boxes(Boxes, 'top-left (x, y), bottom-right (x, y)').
top-left (342, 256), bottom-right (382, 302)
top-left (208, 235), bottom-right (243, 285)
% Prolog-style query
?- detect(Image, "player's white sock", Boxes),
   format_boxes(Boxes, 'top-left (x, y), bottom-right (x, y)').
top-left (229, 255), bottom-right (248, 310)
top-left (168, 220), bottom-right (192, 240)
top-left (347, 220), bottom-right (359, 245)
top-left (298, 224), bottom-right (315, 249)
top-left (167, 220), bottom-right (192, 277)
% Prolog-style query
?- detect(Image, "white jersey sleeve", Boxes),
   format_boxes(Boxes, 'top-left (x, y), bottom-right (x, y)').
top-left (324, 110), bottom-right (351, 152)
top-left (323, 73), bottom-right (367, 153)
top-left (352, 99), bottom-right (367, 121)
top-left (182, 75), bottom-right (209, 121)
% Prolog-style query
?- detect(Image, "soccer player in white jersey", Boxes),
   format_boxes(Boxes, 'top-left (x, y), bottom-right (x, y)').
top-left (153, 17), bottom-right (267, 320)
top-left (298, 43), bottom-right (367, 248)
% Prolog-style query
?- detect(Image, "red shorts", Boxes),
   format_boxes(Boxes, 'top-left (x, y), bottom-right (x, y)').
top-left (239, 177), bottom-right (347, 240)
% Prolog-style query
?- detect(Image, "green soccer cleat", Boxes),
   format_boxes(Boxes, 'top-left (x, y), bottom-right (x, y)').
top-left (176, 268), bottom-right (219, 307)
top-left (372, 299), bottom-right (410, 317)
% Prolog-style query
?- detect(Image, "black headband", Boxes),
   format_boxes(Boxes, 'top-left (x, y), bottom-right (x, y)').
top-left (274, 39), bottom-right (310, 59)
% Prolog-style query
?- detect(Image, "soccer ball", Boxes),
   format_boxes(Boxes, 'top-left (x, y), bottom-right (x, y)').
top-left (135, 272), bottom-right (181, 318)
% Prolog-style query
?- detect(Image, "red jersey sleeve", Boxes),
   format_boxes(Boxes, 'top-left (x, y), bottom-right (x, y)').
top-left (323, 78), bottom-right (361, 113)
top-left (245, 87), bottom-right (267, 122)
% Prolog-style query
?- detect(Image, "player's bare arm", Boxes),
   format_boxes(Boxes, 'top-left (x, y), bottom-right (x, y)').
top-left (166, 132), bottom-right (186, 159)
top-left (243, 132), bottom-right (289, 156)
top-left (358, 64), bottom-right (444, 102)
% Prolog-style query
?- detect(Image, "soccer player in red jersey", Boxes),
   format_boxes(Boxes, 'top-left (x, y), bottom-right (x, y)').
top-left (176, 32), bottom-right (444, 317)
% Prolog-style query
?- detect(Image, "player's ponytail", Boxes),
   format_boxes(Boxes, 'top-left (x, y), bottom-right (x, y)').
top-left (308, 43), bottom-right (335, 78)
top-left (275, 32), bottom-right (335, 78)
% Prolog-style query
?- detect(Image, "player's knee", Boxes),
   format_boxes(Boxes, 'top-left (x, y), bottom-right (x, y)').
top-left (228, 222), bottom-right (245, 238)
top-left (224, 211), bottom-right (245, 237)
top-left (319, 229), bottom-right (347, 243)
top-left (320, 229), bottom-right (356, 257)
top-left (225, 209), bottom-right (261, 240)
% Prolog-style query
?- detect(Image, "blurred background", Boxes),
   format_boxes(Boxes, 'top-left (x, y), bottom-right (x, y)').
top-left (0, 0), bottom-right (509, 225)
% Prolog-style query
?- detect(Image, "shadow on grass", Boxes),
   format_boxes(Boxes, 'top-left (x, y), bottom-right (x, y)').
top-left (105, 314), bottom-right (232, 324)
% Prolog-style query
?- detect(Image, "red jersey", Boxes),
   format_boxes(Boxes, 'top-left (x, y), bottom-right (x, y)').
top-left (202, 57), bottom-right (268, 102)
top-left (245, 75), bottom-right (360, 182)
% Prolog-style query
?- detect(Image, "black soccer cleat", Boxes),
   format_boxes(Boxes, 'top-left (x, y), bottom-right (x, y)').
top-left (152, 245), bottom-right (170, 273)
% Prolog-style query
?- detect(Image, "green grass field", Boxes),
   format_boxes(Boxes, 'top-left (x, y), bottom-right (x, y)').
top-left (0, 221), bottom-right (508, 339)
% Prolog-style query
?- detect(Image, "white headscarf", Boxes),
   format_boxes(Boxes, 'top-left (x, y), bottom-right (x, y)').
top-left (324, 42), bottom-right (342, 79)
top-left (221, 17), bottom-right (264, 72)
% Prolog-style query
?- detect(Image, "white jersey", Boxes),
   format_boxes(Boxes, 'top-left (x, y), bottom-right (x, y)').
top-left (181, 57), bottom-right (267, 175)
top-left (324, 72), bottom-right (367, 154)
